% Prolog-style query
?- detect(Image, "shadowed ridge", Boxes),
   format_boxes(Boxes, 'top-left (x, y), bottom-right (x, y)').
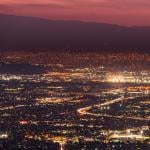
top-left (0, 14), bottom-right (150, 53)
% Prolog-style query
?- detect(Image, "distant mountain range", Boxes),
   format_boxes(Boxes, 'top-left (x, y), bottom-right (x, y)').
top-left (0, 14), bottom-right (150, 52)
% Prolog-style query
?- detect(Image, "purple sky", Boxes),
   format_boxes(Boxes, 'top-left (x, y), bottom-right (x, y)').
top-left (0, 0), bottom-right (150, 26)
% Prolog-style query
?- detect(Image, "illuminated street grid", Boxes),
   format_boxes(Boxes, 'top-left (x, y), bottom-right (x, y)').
top-left (0, 52), bottom-right (150, 149)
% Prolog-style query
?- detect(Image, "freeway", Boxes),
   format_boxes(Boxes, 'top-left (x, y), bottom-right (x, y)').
top-left (77, 96), bottom-right (150, 121)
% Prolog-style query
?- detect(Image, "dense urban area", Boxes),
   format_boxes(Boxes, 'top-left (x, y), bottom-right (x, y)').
top-left (0, 51), bottom-right (149, 149)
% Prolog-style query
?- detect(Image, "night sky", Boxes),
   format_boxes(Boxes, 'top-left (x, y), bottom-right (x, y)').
top-left (0, 0), bottom-right (150, 26)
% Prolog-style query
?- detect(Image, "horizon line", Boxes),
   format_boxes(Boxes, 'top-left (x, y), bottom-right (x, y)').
top-left (1, 13), bottom-right (150, 28)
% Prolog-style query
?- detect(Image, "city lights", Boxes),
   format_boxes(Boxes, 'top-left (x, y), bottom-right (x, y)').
top-left (0, 52), bottom-right (149, 149)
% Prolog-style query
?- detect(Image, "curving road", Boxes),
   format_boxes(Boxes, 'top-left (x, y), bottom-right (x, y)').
top-left (77, 96), bottom-right (150, 121)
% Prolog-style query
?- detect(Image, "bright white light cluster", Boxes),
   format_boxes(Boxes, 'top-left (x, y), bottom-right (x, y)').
top-left (0, 75), bottom-right (22, 81)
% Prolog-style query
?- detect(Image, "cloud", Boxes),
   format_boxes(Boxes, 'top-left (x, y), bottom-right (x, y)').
top-left (1, 0), bottom-right (150, 9)
top-left (0, 0), bottom-right (150, 26)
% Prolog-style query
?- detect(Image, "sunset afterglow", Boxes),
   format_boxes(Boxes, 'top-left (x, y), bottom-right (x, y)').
top-left (1, 0), bottom-right (150, 25)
